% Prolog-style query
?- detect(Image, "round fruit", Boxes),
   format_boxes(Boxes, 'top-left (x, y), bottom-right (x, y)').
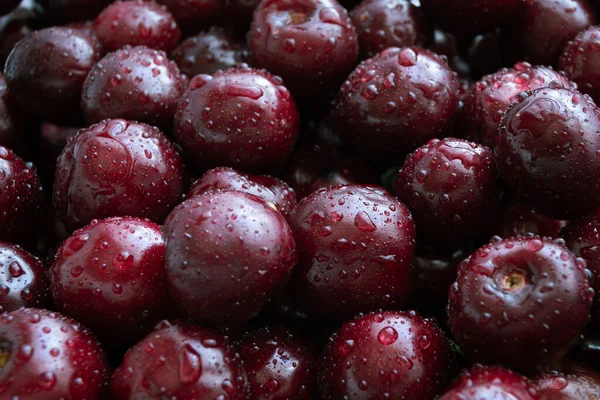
top-left (559, 25), bottom-right (600, 103)
top-left (498, 203), bottom-right (567, 239)
top-left (535, 361), bottom-right (600, 399)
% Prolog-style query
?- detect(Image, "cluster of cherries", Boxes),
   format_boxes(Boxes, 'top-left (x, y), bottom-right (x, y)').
top-left (1, 0), bottom-right (600, 398)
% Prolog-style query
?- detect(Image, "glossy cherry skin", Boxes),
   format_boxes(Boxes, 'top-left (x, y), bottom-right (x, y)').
top-left (156, 0), bottom-right (224, 35)
top-left (173, 67), bottom-right (299, 173)
top-left (351, 0), bottom-right (428, 60)
top-left (562, 211), bottom-right (600, 330)
top-left (248, 0), bottom-right (358, 100)
top-left (462, 62), bottom-right (575, 148)
top-left (0, 146), bottom-right (44, 243)
top-left (238, 327), bottom-right (317, 399)
top-left (110, 320), bottom-right (249, 399)
top-left (0, 242), bottom-right (49, 313)
top-left (319, 310), bottom-right (455, 399)
top-left (287, 185), bottom-right (415, 320)
top-left (535, 361), bottom-right (600, 399)
top-left (164, 190), bottom-right (297, 326)
top-left (448, 236), bottom-right (593, 370)
top-left (81, 46), bottom-right (187, 128)
top-left (334, 47), bottom-right (459, 160)
top-left (189, 167), bottom-right (297, 217)
top-left (4, 27), bottom-right (102, 125)
top-left (501, 0), bottom-right (596, 66)
top-left (559, 25), bottom-right (600, 103)
top-left (50, 217), bottom-right (169, 348)
top-left (38, 0), bottom-right (113, 24)
top-left (93, 0), bottom-right (181, 53)
top-left (0, 308), bottom-right (110, 400)
top-left (171, 27), bottom-right (246, 78)
top-left (0, 74), bottom-right (28, 157)
top-left (395, 138), bottom-right (500, 249)
top-left (496, 87), bottom-right (600, 219)
top-left (438, 365), bottom-right (540, 400)
top-left (53, 119), bottom-right (188, 232)
top-left (498, 203), bottom-right (567, 239)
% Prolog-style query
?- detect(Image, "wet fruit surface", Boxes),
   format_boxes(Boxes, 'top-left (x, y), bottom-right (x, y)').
top-left (110, 320), bottom-right (248, 399)
top-left (4, 27), bottom-right (102, 125)
top-left (248, 0), bottom-right (358, 99)
top-left (559, 25), bottom-right (600, 104)
top-left (334, 47), bottom-right (459, 160)
top-left (173, 66), bottom-right (299, 172)
top-left (163, 190), bottom-right (297, 325)
top-left (318, 310), bottom-right (455, 399)
top-left (287, 185), bottom-right (415, 320)
top-left (535, 361), bottom-right (600, 399)
top-left (53, 119), bottom-right (187, 232)
top-left (495, 87), bottom-right (600, 219)
top-left (448, 236), bottom-right (593, 370)
top-left (50, 217), bottom-right (169, 348)
top-left (0, 308), bottom-right (109, 400)
top-left (497, 202), bottom-right (567, 239)
top-left (93, 0), bottom-right (181, 53)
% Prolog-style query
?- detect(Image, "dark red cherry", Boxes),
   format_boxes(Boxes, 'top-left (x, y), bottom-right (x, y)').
top-left (173, 66), bottom-right (299, 173)
top-left (81, 46), bottom-right (187, 128)
top-left (156, 0), bottom-right (224, 35)
top-left (394, 138), bottom-right (500, 249)
top-left (559, 25), bottom-right (600, 103)
top-left (0, 308), bottom-right (110, 400)
top-left (0, 242), bottom-right (49, 313)
top-left (498, 202), bottom-right (568, 239)
top-left (189, 167), bottom-right (297, 216)
top-left (4, 27), bottom-right (103, 125)
top-left (495, 87), bottom-right (600, 219)
top-left (110, 320), bottom-right (249, 399)
top-left (238, 327), bottom-right (317, 399)
top-left (0, 146), bottom-right (43, 243)
top-left (535, 361), bottom-right (600, 399)
top-left (163, 190), bottom-right (297, 326)
top-left (438, 365), bottom-right (540, 400)
top-left (334, 47), bottom-right (459, 160)
top-left (248, 0), bottom-right (358, 100)
top-left (462, 62), bottom-right (575, 148)
top-left (0, 2), bottom-right (37, 67)
top-left (93, 0), bottom-right (181, 53)
top-left (351, 0), bottom-right (429, 60)
top-left (38, 0), bottom-right (113, 24)
top-left (171, 27), bottom-right (246, 78)
top-left (50, 217), bottom-right (169, 349)
top-left (287, 185), bottom-right (415, 320)
top-left (53, 119), bottom-right (188, 232)
top-left (448, 236), bottom-right (593, 370)
top-left (319, 310), bottom-right (455, 399)
top-left (501, 0), bottom-right (596, 66)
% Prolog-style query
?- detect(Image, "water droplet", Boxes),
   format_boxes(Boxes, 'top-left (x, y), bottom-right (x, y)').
top-left (398, 48), bottom-right (417, 66)
top-left (189, 74), bottom-right (212, 90)
top-left (8, 262), bottom-right (24, 278)
top-left (38, 372), bottom-right (56, 390)
top-left (355, 212), bottom-right (376, 232)
top-left (377, 327), bottom-right (398, 345)
top-left (179, 344), bottom-right (202, 384)
top-left (527, 239), bottom-right (544, 252)
top-left (267, 378), bottom-right (280, 393)
top-left (70, 266), bottom-right (84, 278)
top-left (227, 84), bottom-right (263, 100)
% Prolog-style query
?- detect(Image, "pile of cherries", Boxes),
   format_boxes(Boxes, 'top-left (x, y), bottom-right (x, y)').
top-left (2, 0), bottom-right (600, 398)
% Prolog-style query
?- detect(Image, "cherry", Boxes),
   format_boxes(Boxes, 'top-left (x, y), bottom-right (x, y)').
top-left (0, 242), bottom-right (49, 313)
top-left (0, 308), bottom-right (109, 399)
top-left (448, 236), bottom-right (593, 370)
top-left (318, 310), bottom-right (455, 399)
top-left (0, 146), bottom-right (44, 243)
top-left (562, 210), bottom-right (600, 330)
top-left (350, 0), bottom-right (429, 60)
top-left (189, 167), bottom-right (297, 217)
top-left (334, 47), bottom-right (459, 160)
top-left (559, 25), bottom-right (600, 103)
top-left (238, 327), bottom-right (317, 399)
top-left (171, 27), bottom-right (246, 78)
top-left (93, 0), bottom-right (180, 53)
top-left (496, 87), bottom-right (600, 219)
top-left (394, 138), bottom-right (500, 249)
top-left (287, 185), bottom-right (415, 320)
top-left (438, 364), bottom-right (540, 400)
top-left (462, 62), bottom-right (575, 148)
top-left (0, 74), bottom-right (29, 157)
top-left (163, 190), bottom-right (297, 326)
top-left (4, 27), bottom-right (102, 125)
top-left (173, 66), bottom-right (299, 173)
top-left (110, 320), bottom-right (249, 399)
top-left (38, 0), bottom-right (113, 24)
top-left (535, 361), bottom-right (600, 399)
top-left (156, 0), bottom-right (224, 35)
top-left (50, 217), bottom-right (169, 349)
top-left (81, 46), bottom-right (188, 128)
top-left (0, 1), bottom-right (37, 67)
top-left (248, 0), bottom-right (358, 100)
top-left (501, 0), bottom-right (596, 66)
top-left (53, 119), bottom-right (188, 232)
top-left (498, 202), bottom-right (567, 239)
